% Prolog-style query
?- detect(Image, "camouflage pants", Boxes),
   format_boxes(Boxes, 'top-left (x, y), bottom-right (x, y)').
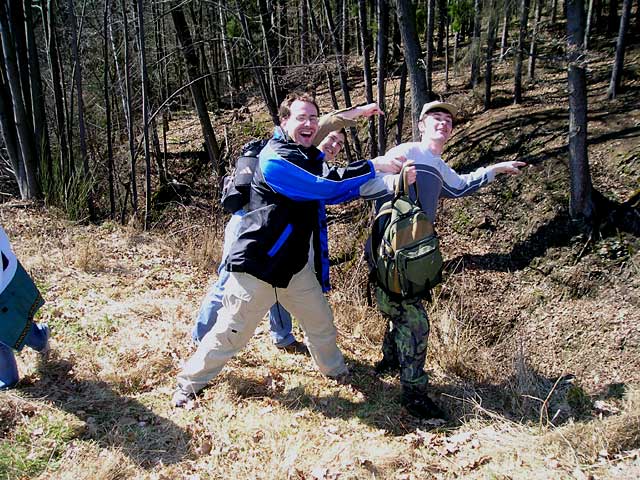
top-left (376, 287), bottom-right (429, 389)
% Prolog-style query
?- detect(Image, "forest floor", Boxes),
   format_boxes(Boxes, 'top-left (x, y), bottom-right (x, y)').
top-left (1, 26), bottom-right (640, 480)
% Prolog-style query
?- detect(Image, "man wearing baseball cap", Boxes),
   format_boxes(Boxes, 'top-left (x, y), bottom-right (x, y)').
top-left (371, 100), bottom-right (526, 420)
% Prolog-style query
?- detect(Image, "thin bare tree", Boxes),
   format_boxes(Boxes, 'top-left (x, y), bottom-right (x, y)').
top-left (607, 0), bottom-right (633, 99)
top-left (396, 0), bottom-right (428, 139)
top-left (171, 1), bottom-right (221, 172)
top-left (358, 0), bottom-right (377, 156)
top-left (567, 0), bottom-right (594, 221)
top-left (485, 0), bottom-right (498, 110)
top-left (527, 0), bottom-right (543, 82)
top-left (514, 0), bottom-right (530, 103)
top-left (68, 0), bottom-right (96, 220)
top-left (377, 0), bottom-right (389, 154)
top-left (104, 0), bottom-right (115, 218)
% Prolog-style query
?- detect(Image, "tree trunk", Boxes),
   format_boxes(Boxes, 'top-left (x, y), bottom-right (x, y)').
top-left (0, 60), bottom-right (28, 196)
top-left (300, 0), bottom-right (309, 64)
top-left (436, 0), bottom-right (446, 56)
top-left (343, 0), bottom-right (351, 55)
top-left (44, 0), bottom-right (70, 188)
top-left (471, 0), bottom-right (482, 87)
top-left (171, 1), bottom-right (221, 172)
top-left (237, 5), bottom-right (279, 124)
top-left (514, 0), bottom-right (530, 104)
top-left (454, 31), bottom-right (459, 73)
top-left (11, 0), bottom-right (33, 137)
top-left (567, 0), bottom-right (594, 221)
top-left (585, 0), bottom-right (595, 48)
top-left (0, 0), bottom-right (40, 199)
top-left (527, 0), bottom-right (543, 82)
top-left (500, 0), bottom-right (510, 62)
top-left (485, 0), bottom-right (498, 110)
top-left (68, 0), bottom-right (96, 219)
top-left (396, 62), bottom-right (408, 145)
top-left (396, 0), bottom-right (428, 140)
top-left (104, 0), bottom-right (115, 218)
top-left (258, 0), bottom-right (284, 107)
top-left (392, 12), bottom-right (402, 63)
top-left (552, 0), bottom-right (558, 24)
top-left (218, 2), bottom-right (235, 107)
top-left (377, 0), bottom-right (388, 154)
top-left (322, 0), bottom-right (362, 157)
top-left (24, 0), bottom-right (51, 179)
top-left (120, 0), bottom-right (137, 215)
top-left (444, 16), bottom-right (450, 89)
top-left (358, 0), bottom-right (377, 156)
top-left (607, 0), bottom-right (632, 99)
top-left (608, 0), bottom-right (619, 33)
top-left (425, 0), bottom-right (436, 97)
top-left (135, 0), bottom-right (152, 229)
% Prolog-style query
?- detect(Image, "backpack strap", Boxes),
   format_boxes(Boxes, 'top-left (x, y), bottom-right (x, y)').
top-left (396, 163), bottom-right (425, 211)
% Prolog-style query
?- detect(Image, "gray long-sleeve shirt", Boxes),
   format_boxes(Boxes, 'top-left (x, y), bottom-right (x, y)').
top-left (381, 142), bottom-right (498, 222)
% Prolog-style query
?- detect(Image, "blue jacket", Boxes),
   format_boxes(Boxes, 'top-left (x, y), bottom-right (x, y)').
top-left (226, 128), bottom-right (375, 290)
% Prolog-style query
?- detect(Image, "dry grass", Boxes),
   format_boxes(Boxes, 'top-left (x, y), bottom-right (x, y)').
top-left (3, 204), bottom-right (638, 479)
top-left (2, 30), bottom-right (640, 478)
top-left (548, 387), bottom-right (640, 462)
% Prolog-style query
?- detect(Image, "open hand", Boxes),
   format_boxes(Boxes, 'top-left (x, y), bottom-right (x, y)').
top-left (353, 103), bottom-right (384, 118)
top-left (491, 161), bottom-right (527, 175)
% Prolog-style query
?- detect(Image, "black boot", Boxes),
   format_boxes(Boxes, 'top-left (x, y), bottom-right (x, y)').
top-left (401, 387), bottom-right (446, 420)
top-left (374, 355), bottom-right (400, 374)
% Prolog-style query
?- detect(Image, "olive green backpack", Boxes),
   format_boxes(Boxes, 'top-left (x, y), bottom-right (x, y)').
top-left (370, 166), bottom-right (443, 301)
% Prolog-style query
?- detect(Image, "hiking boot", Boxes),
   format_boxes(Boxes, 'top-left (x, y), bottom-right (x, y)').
top-left (374, 355), bottom-right (400, 375)
top-left (330, 371), bottom-right (352, 385)
top-left (401, 391), bottom-right (446, 420)
top-left (172, 388), bottom-right (197, 408)
top-left (276, 340), bottom-right (310, 356)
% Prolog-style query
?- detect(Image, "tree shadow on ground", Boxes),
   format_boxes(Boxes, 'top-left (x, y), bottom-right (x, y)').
top-left (224, 354), bottom-right (579, 436)
top-left (20, 354), bottom-right (192, 468)
top-left (446, 100), bottom-right (640, 175)
top-left (445, 209), bottom-right (578, 273)
top-left (432, 368), bottom-right (578, 428)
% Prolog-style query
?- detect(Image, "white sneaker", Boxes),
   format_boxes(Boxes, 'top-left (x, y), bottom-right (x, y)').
top-left (172, 388), bottom-right (196, 408)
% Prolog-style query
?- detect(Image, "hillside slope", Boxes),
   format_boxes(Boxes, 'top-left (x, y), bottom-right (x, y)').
top-left (1, 26), bottom-right (639, 480)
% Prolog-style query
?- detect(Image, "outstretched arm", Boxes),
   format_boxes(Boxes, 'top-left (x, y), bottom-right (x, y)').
top-left (260, 143), bottom-right (375, 203)
top-left (486, 161), bottom-right (527, 176)
top-left (314, 103), bottom-right (385, 145)
top-left (337, 103), bottom-right (384, 120)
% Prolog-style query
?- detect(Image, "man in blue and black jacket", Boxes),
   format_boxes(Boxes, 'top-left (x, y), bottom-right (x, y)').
top-left (173, 92), bottom-right (403, 406)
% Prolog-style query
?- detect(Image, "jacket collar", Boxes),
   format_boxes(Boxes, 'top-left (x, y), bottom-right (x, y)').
top-left (272, 127), bottom-right (325, 163)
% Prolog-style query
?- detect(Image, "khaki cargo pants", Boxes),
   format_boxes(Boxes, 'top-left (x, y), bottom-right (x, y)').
top-left (177, 265), bottom-right (347, 393)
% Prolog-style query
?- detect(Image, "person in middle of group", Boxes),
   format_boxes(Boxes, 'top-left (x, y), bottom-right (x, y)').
top-left (173, 92), bottom-right (411, 406)
top-left (190, 103), bottom-right (388, 354)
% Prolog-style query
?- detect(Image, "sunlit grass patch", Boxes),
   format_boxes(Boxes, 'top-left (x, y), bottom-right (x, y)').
top-left (0, 403), bottom-right (83, 479)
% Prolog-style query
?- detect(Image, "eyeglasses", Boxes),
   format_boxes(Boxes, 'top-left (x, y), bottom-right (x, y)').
top-left (295, 115), bottom-right (319, 124)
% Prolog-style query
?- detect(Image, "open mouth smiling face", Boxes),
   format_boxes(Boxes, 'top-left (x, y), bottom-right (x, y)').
top-left (318, 132), bottom-right (345, 161)
top-left (282, 100), bottom-right (319, 148)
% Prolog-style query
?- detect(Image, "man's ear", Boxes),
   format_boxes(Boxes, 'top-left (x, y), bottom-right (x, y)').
top-left (417, 118), bottom-right (426, 133)
top-left (280, 117), bottom-right (289, 128)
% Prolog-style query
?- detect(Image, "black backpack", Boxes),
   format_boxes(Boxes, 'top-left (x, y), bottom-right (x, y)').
top-left (221, 139), bottom-right (268, 214)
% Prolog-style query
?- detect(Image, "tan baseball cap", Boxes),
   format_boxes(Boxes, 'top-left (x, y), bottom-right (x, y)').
top-left (419, 100), bottom-right (457, 120)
